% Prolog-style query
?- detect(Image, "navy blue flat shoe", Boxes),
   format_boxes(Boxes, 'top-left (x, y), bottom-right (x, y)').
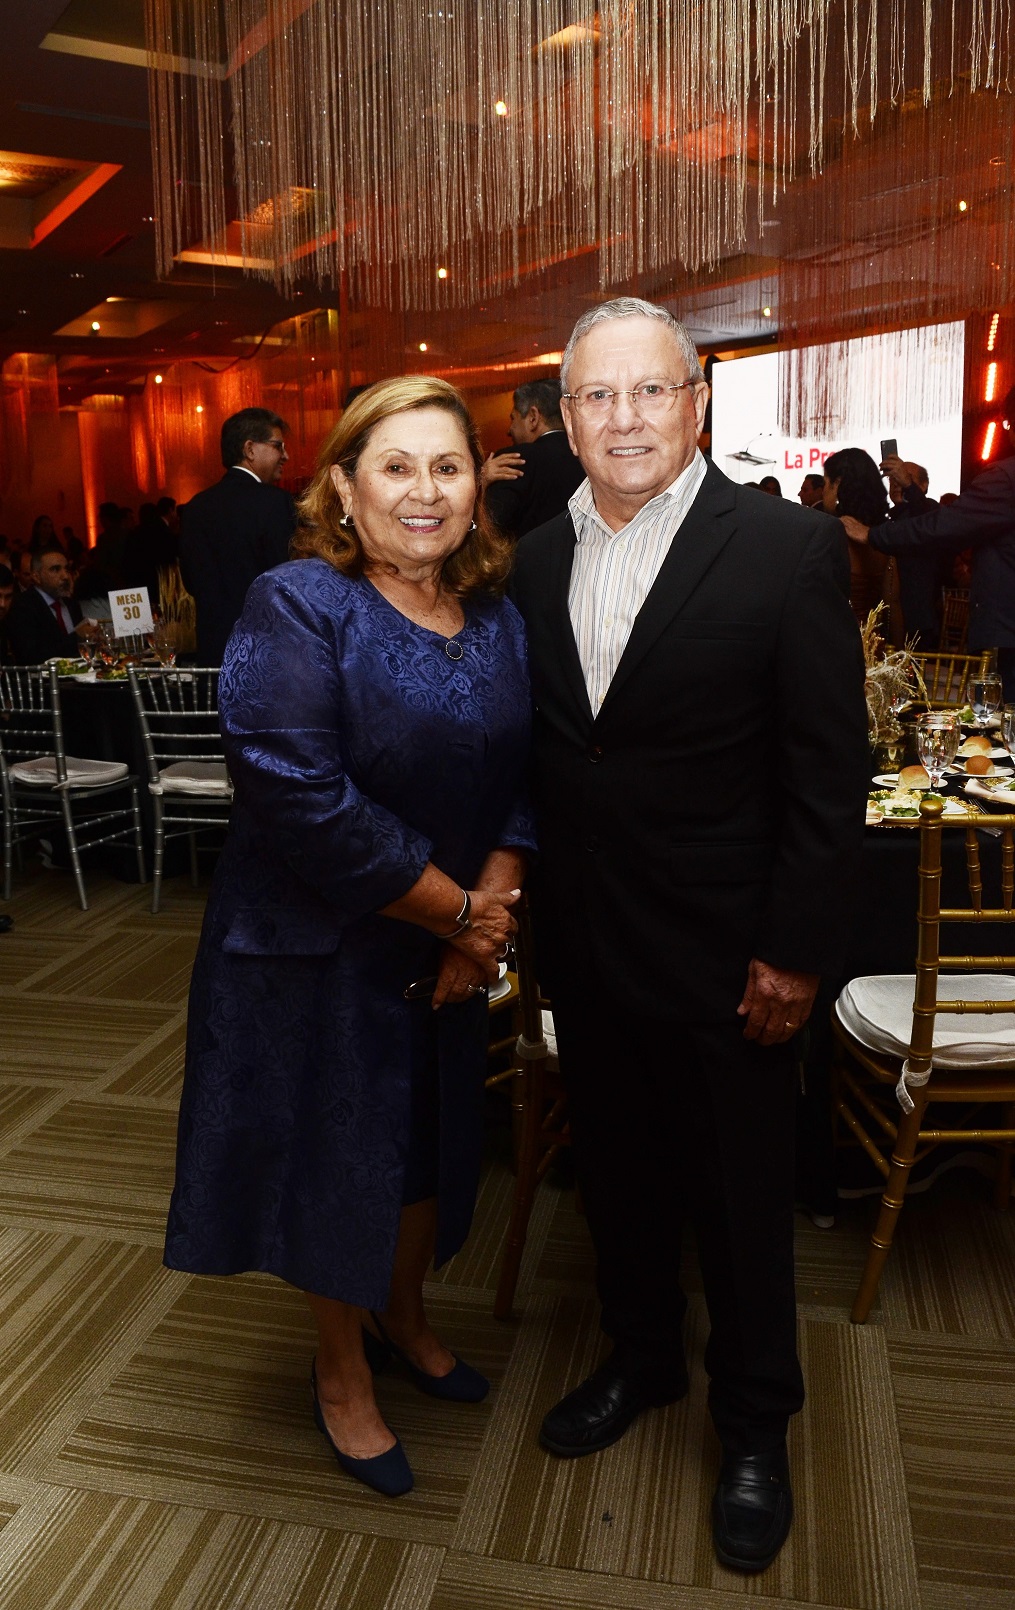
top-left (369, 1313), bottom-right (490, 1403)
top-left (310, 1361), bottom-right (413, 1496)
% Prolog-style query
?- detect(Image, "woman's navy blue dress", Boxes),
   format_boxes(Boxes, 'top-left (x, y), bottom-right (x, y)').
top-left (163, 558), bottom-right (534, 1306)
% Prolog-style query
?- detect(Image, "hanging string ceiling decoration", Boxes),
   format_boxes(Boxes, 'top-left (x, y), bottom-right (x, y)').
top-left (146, 1), bottom-right (1013, 341)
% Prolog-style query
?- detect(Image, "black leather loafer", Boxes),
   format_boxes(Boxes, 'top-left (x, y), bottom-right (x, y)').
top-left (539, 1358), bottom-right (688, 1457)
top-left (712, 1445), bottom-right (793, 1573)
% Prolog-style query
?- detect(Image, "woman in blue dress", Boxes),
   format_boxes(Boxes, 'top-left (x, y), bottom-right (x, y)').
top-left (164, 376), bottom-right (534, 1497)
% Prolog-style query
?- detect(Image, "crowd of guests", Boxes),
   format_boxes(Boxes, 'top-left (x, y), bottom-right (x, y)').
top-left (743, 451), bottom-right (971, 645)
top-left (5, 385), bottom-right (995, 675)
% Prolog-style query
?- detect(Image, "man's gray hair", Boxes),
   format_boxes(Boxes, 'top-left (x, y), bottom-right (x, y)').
top-left (560, 297), bottom-right (705, 392)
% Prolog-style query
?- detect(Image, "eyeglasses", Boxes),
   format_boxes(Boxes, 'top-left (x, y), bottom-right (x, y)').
top-left (561, 379), bottom-right (700, 418)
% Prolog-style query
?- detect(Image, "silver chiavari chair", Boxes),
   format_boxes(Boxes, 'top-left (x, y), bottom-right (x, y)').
top-left (0, 663), bottom-right (144, 911)
top-left (127, 666), bottom-right (232, 914)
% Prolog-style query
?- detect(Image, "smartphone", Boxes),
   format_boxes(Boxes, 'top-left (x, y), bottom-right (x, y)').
top-left (880, 437), bottom-right (898, 462)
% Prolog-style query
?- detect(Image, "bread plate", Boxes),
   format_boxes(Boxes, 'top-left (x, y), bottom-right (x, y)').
top-left (946, 762), bottom-right (1013, 779)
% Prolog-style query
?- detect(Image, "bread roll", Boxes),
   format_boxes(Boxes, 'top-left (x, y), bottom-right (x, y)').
top-left (960, 734), bottom-right (993, 756)
top-left (899, 764), bottom-right (930, 789)
top-left (966, 754), bottom-right (992, 774)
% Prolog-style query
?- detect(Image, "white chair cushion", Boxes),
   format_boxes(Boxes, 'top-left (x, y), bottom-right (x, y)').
top-left (156, 761), bottom-right (232, 796)
top-left (9, 755), bottom-right (129, 788)
top-left (836, 973), bottom-right (1015, 1068)
top-left (540, 1008), bottom-right (559, 1068)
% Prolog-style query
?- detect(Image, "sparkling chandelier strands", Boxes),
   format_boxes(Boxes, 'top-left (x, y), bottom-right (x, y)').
top-left (145, 1), bottom-right (1013, 319)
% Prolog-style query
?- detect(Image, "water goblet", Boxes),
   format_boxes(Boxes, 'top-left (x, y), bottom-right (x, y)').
top-left (916, 711), bottom-right (960, 789)
top-left (968, 672), bottom-right (1003, 728)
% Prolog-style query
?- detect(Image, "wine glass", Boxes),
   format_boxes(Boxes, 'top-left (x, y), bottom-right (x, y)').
top-left (148, 623), bottom-right (177, 667)
top-left (916, 711), bottom-right (960, 789)
top-left (968, 672), bottom-right (1003, 728)
top-left (94, 621), bottom-right (118, 668)
top-left (1001, 704), bottom-right (1015, 765)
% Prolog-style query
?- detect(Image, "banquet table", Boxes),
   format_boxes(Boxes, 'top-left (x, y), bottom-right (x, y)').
top-left (798, 730), bottom-right (1015, 1215)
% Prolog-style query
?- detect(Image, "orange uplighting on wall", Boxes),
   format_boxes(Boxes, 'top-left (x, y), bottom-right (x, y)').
top-left (985, 361), bottom-right (999, 402)
top-left (982, 421), bottom-right (997, 460)
top-left (987, 313), bottom-right (1000, 352)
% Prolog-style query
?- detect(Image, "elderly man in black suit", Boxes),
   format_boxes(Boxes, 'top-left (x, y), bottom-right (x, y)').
top-left (511, 298), bottom-right (869, 1573)
top-left (179, 408), bottom-right (297, 664)
top-left (843, 388), bottom-right (1015, 695)
top-left (483, 379), bottom-right (585, 540)
top-left (7, 545), bottom-right (96, 663)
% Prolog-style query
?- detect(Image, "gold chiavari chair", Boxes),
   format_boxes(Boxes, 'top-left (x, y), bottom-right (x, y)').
top-left (832, 796), bottom-right (1015, 1323)
top-left (493, 897), bottom-right (570, 1321)
top-left (937, 587), bottom-right (970, 652)
top-left (910, 648), bottom-right (991, 708)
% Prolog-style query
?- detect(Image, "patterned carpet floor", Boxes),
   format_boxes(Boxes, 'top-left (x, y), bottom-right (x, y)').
top-left (1, 862), bottom-right (1013, 1610)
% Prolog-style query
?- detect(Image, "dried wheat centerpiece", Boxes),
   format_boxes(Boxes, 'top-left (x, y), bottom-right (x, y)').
top-left (862, 604), bottom-right (927, 743)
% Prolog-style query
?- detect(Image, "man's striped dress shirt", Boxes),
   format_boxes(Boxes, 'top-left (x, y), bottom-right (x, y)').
top-left (567, 448), bottom-right (708, 713)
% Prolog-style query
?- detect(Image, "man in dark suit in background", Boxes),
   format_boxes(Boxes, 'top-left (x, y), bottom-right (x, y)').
top-left (843, 388), bottom-right (1015, 694)
top-left (511, 299), bottom-right (869, 1574)
top-left (179, 408), bottom-right (296, 664)
top-left (881, 457), bottom-right (943, 646)
top-left (482, 380), bottom-right (585, 540)
top-left (7, 544), bottom-right (95, 663)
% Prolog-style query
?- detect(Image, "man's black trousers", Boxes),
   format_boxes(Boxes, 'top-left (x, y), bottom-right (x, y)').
top-left (551, 981), bottom-right (806, 1456)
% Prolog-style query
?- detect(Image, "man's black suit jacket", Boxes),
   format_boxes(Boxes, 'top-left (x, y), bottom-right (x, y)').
top-left (7, 587), bottom-right (82, 664)
top-left (485, 432), bottom-right (585, 541)
top-left (511, 463), bottom-right (870, 1020)
top-left (870, 456), bottom-right (1015, 649)
top-left (179, 468), bottom-right (296, 664)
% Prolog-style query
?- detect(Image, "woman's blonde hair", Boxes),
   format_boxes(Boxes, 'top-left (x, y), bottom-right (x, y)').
top-left (295, 375), bottom-right (511, 597)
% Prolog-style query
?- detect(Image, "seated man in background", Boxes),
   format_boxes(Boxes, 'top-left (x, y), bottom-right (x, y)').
top-left (482, 379), bottom-right (585, 540)
top-left (798, 473), bottom-right (824, 507)
top-left (7, 544), bottom-right (98, 663)
top-left (179, 407), bottom-right (296, 664)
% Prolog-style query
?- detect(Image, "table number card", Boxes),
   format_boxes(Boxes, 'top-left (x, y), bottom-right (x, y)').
top-left (108, 587), bottom-right (154, 638)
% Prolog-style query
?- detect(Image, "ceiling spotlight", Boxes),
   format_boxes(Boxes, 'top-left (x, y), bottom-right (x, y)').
top-left (437, 267), bottom-right (448, 280)
top-left (418, 342), bottom-right (428, 352)
top-left (494, 100), bottom-right (508, 116)
top-left (154, 374), bottom-right (163, 384)
top-left (762, 306), bottom-right (772, 317)
top-left (195, 404), bottom-right (204, 413)
top-left (70, 271), bottom-right (84, 280)
top-left (90, 320), bottom-right (100, 332)
top-left (958, 199), bottom-right (968, 212)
